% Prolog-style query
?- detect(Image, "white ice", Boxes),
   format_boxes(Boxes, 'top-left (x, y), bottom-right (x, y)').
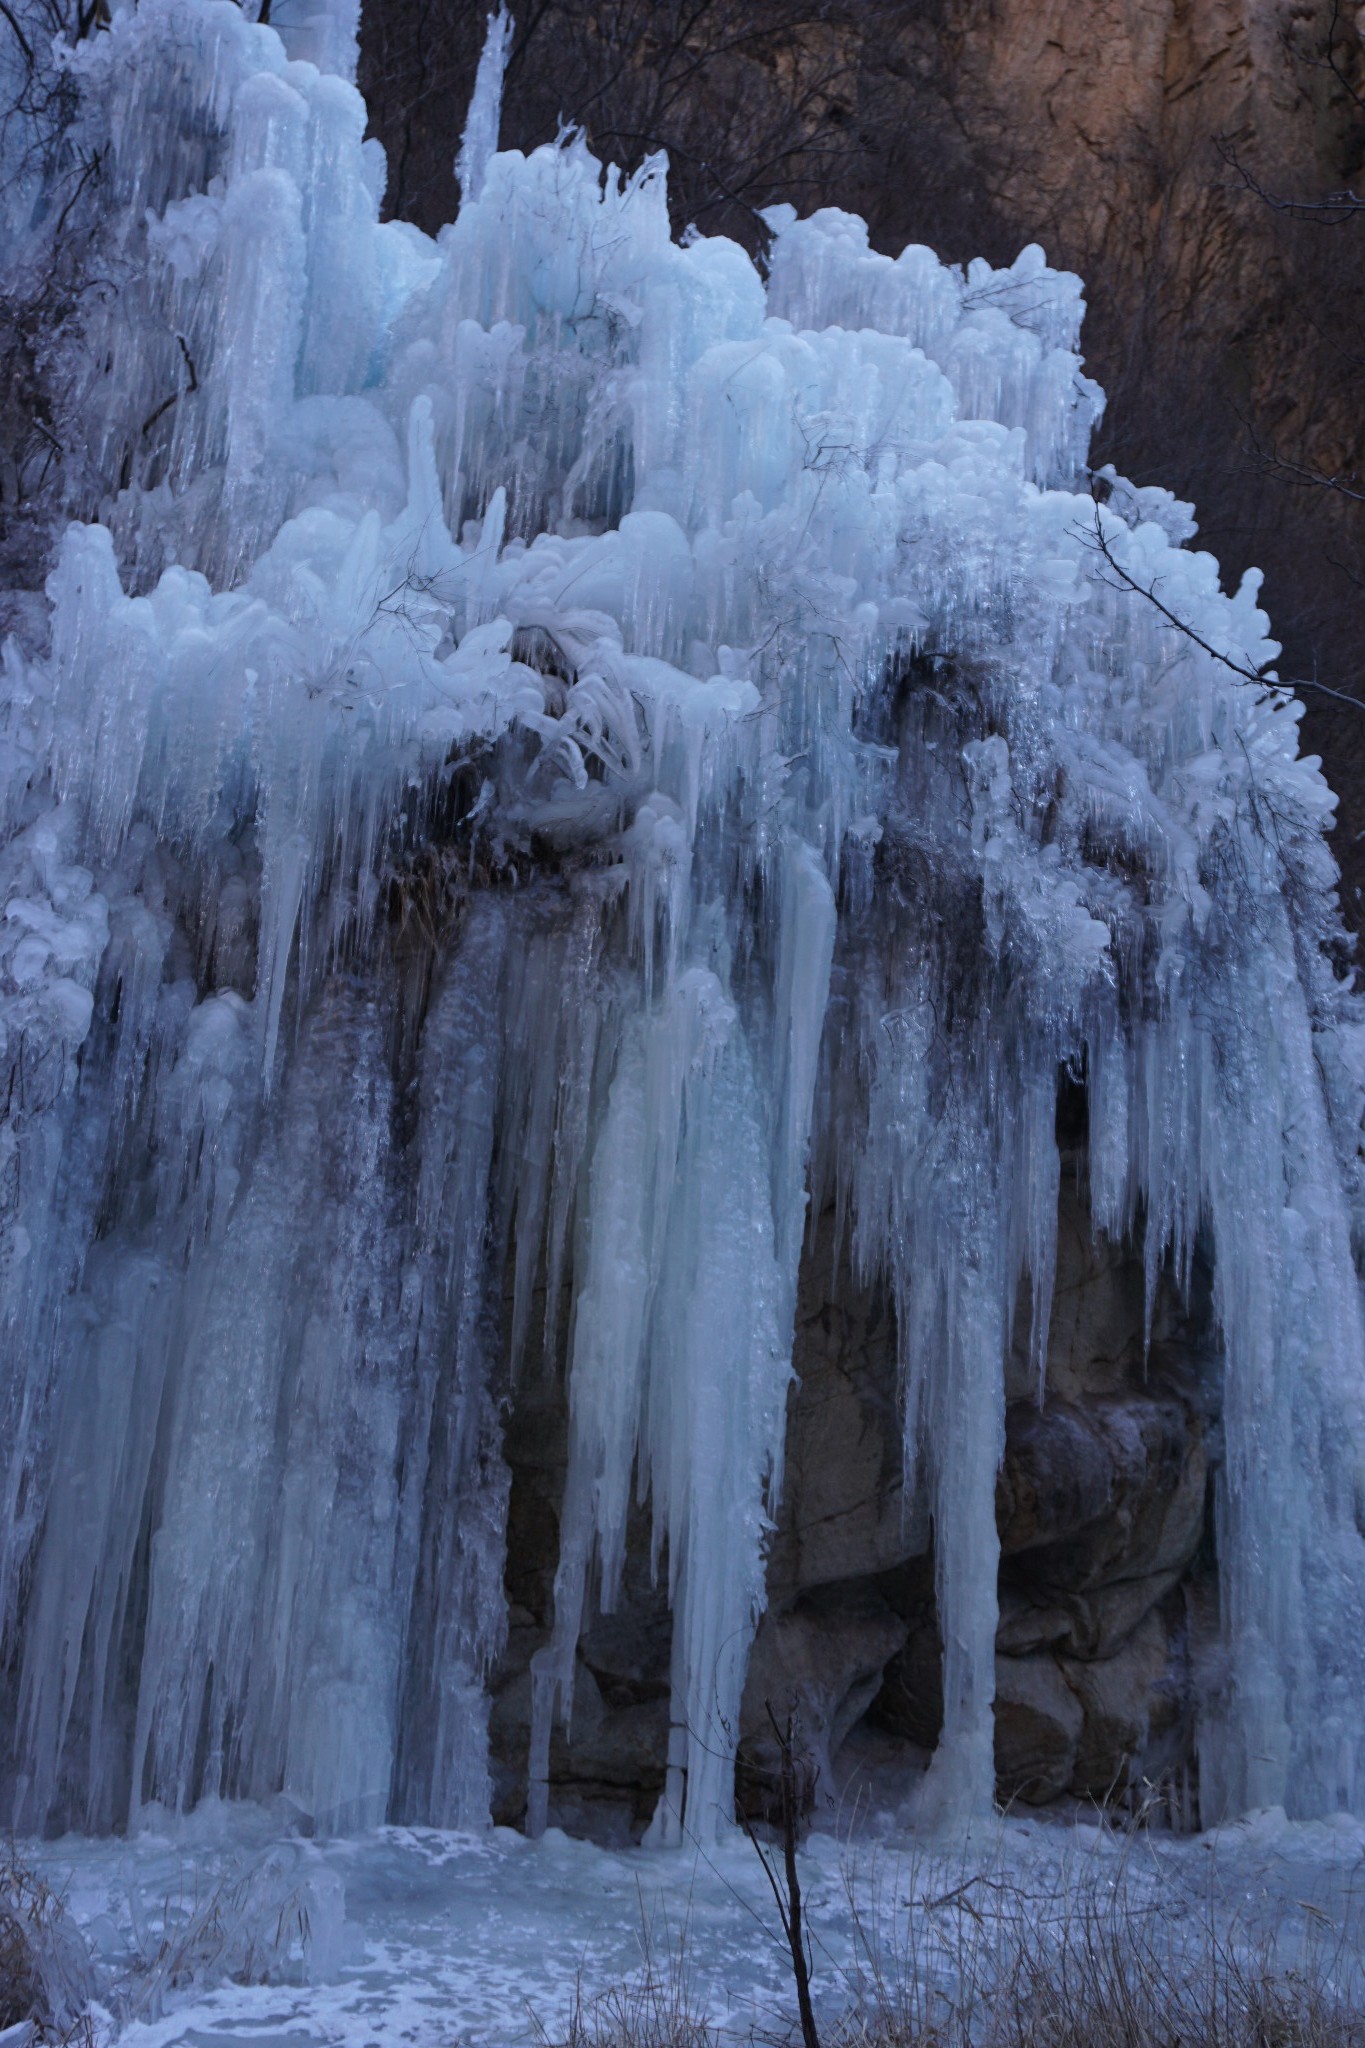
top-left (2, 0), bottom-right (1365, 1863)
top-left (17, 1805), bottom-right (1365, 2048)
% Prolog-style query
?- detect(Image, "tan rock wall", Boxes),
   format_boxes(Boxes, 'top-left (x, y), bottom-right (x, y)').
top-left (489, 1171), bottom-right (1219, 1837)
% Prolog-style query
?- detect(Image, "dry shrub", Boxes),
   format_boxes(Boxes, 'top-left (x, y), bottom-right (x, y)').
top-left (555, 1965), bottom-right (720, 2048)
top-left (841, 1866), bottom-right (1365, 2048)
top-left (832, 1828), bottom-right (1365, 2048)
top-left (989, 1897), bottom-right (1363, 2048)
top-left (536, 1895), bottom-right (724, 2048)
top-left (544, 1842), bottom-right (1365, 2048)
top-left (0, 1841), bottom-right (95, 2045)
top-left (118, 1852), bottom-right (326, 2024)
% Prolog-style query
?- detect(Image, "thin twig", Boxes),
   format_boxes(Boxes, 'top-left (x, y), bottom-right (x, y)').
top-left (1076, 502), bottom-right (1365, 714)
top-left (140, 334), bottom-right (199, 440)
top-left (1216, 132), bottom-right (1365, 223)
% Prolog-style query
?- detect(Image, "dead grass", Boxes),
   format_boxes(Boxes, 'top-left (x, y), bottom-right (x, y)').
top-left (0, 1840), bottom-right (95, 2045)
top-left (836, 1886), bottom-right (1365, 2048)
top-left (117, 1855), bottom-right (318, 2024)
top-left (535, 1889), bottom-right (721, 2048)
top-left (552, 1964), bottom-right (720, 2048)
top-left (0, 1838), bottom-right (321, 2040)
top-left (538, 1843), bottom-right (1365, 2048)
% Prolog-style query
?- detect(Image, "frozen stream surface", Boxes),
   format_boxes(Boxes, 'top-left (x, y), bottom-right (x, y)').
top-left (26, 1806), bottom-right (1365, 2046)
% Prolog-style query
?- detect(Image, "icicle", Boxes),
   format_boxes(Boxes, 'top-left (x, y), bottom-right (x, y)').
top-left (455, 8), bottom-right (514, 210)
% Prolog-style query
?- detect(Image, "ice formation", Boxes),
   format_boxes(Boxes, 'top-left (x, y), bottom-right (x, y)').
top-left (2, 0), bottom-right (1365, 1848)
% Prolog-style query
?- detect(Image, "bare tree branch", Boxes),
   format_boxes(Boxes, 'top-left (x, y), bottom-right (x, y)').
top-left (1216, 132), bottom-right (1365, 223)
top-left (1076, 503), bottom-right (1365, 714)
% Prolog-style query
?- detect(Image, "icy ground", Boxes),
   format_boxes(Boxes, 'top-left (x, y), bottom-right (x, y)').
top-left (26, 1805), bottom-right (1365, 2047)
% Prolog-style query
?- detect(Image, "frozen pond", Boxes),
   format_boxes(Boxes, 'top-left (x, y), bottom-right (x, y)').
top-left (25, 1803), bottom-right (1365, 2047)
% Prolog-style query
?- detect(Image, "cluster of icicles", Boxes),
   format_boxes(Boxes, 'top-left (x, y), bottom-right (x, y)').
top-left (2, 0), bottom-right (1365, 1846)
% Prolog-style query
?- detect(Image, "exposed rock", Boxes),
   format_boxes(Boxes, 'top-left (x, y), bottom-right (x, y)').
top-left (994, 1653), bottom-right (1085, 1805)
top-left (767, 1213), bottom-right (928, 1600)
top-left (579, 1607), bottom-right (674, 1712)
top-left (490, 1191), bottom-right (1215, 1834)
top-left (998, 1394), bottom-right (1208, 1658)
top-left (1000, 1395), bottom-right (1206, 1569)
top-left (489, 1590), bottom-right (674, 1837)
top-left (490, 1655), bottom-right (668, 1843)
top-left (998, 1401), bottom-right (1123, 1551)
top-left (489, 1339), bottom-right (676, 1838)
top-left (867, 1589), bottom-right (945, 1755)
top-left (855, 1207), bottom-right (1210, 1812)
top-left (866, 1603), bottom-right (1194, 1811)
top-left (1060, 1602), bottom-right (1192, 1801)
top-left (739, 1580), bottom-right (910, 1814)
top-left (996, 1571), bottom-right (1186, 1664)
top-left (1009, 1187), bottom-right (1148, 1407)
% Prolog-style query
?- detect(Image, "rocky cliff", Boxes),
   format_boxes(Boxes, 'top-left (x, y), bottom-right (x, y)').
top-left (488, 1163), bottom-right (1219, 1839)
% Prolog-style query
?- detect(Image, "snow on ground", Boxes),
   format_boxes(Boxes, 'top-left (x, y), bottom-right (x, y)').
top-left (25, 1804), bottom-right (1365, 2046)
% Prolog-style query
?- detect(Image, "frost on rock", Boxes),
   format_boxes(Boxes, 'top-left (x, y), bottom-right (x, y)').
top-left (2, 0), bottom-right (1365, 1846)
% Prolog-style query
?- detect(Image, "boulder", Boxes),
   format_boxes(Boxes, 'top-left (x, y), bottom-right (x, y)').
top-left (490, 1629), bottom-right (672, 1840)
top-left (866, 1593), bottom-right (943, 1753)
top-left (997, 1570), bottom-right (1184, 1662)
top-left (768, 1214), bottom-right (929, 1599)
top-left (994, 1652), bottom-right (1084, 1804)
top-left (1060, 1601), bottom-right (1192, 1801)
top-left (739, 1580), bottom-right (910, 1815)
top-left (998, 1393), bottom-right (1207, 1658)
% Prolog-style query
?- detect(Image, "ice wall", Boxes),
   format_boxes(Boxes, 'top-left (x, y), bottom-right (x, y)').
top-left (2, 0), bottom-right (1365, 1842)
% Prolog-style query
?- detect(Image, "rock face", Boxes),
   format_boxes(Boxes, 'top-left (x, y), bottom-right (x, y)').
top-left (996, 1394), bottom-right (1207, 1661)
top-left (489, 1333), bottom-right (676, 1841)
top-left (488, 1163), bottom-right (1218, 1837)
top-left (890, 0), bottom-right (1365, 921)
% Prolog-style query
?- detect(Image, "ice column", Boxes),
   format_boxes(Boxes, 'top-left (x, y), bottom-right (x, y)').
top-left (456, 8), bottom-right (514, 209)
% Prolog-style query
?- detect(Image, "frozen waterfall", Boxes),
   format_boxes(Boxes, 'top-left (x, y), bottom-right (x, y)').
top-left (3, 0), bottom-right (1365, 1846)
